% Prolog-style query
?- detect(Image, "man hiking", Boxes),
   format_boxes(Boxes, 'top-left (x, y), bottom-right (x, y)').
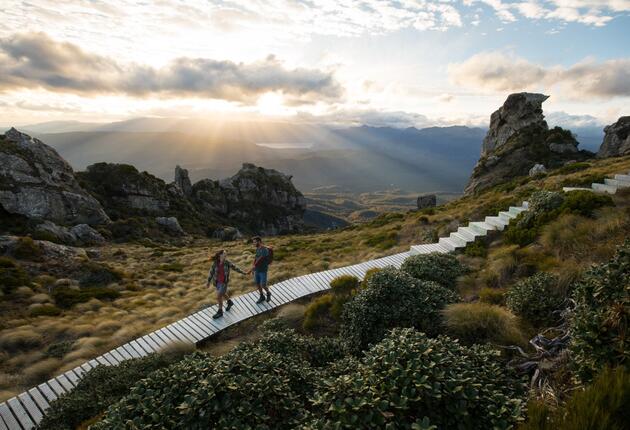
top-left (250, 236), bottom-right (272, 303)
top-left (206, 249), bottom-right (246, 319)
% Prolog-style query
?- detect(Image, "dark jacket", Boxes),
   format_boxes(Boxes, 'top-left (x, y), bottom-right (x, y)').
top-left (207, 260), bottom-right (246, 286)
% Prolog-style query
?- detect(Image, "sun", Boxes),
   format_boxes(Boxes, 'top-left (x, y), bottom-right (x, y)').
top-left (256, 92), bottom-right (293, 116)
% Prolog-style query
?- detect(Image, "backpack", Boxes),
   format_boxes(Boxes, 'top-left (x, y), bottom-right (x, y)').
top-left (265, 246), bottom-right (274, 265)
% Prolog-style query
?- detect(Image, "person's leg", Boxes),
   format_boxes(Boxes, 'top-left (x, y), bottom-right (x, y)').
top-left (225, 289), bottom-right (233, 311)
top-left (213, 284), bottom-right (225, 318)
top-left (255, 271), bottom-right (265, 303)
top-left (261, 272), bottom-right (271, 301)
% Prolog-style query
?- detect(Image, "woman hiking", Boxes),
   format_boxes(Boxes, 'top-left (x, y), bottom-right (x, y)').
top-left (206, 249), bottom-right (246, 319)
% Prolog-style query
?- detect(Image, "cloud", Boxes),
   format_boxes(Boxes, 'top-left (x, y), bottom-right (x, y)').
top-left (448, 51), bottom-right (630, 99)
top-left (545, 111), bottom-right (605, 128)
top-left (467, 0), bottom-right (627, 26)
top-left (0, 32), bottom-right (342, 104)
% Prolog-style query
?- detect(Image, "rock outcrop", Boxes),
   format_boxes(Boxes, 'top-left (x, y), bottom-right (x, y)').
top-left (598, 116), bottom-right (630, 158)
top-left (529, 164), bottom-right (547, 177)
top-left (77, 163), bottom-right (171, 216)
top-left (417, 194), bottom-right (437, 209)
top-left (0, 128), bottom-right (110, 225)
top-left (465, 93), bottom-right (591, 195)
top-left (156, 216), bottom-right (185, 236)
top-left (70, 224), bottom-right (106, 245)
top-left (173, 165), bottom-right (192, 196)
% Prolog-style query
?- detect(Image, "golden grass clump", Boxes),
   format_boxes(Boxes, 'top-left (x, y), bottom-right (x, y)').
top-left (442, 302), bottom-right (526, 346)
top-left (22, 357), bottom-right (61, 385)
top-left (0, 328), bottom-right (43, 351)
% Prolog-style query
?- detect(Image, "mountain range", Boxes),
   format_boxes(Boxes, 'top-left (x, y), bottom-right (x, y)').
top-left (2, 118), bottom-right (604, 194)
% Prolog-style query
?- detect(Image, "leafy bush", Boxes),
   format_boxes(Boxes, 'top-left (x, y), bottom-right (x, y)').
top-left (78, 261), bottom-right (123, 287)
top-left (561, 190), bottom-right (614, 218)
top-left (303, 275), bottom-right (360, 330)
top-left (307, 328), bottom-right (526, 429)
top-left (506, 273), bottom-right (564, 327)
top-left (570, 240), bottom-right (629, 382)
top-left (519, 367), bottom-right (629, 430)
top-left (361, 267), bottom-right (381, 288)
top-left (39, 353), bottom-right (185, 430)
top-left (400, 252), bottom-right (466, 290)
top-left (465, 239), bottom-right (488, 257)
top-left (0, 257), bottom-right (30, 295)
top-left (442, 303), bottom-right (526, 346)
top-left (479, 287), bottom-right (506, 305)
top-left (341, 267), bottom-right (458, 353)
top-left (52, 286), bottom-right (120, 309)
top-left (29, 304), bottom-right (62, 317)
top-left (94, 330), bottom-right (343, 429)
top-left (330, 274), bottom-right (359, 297)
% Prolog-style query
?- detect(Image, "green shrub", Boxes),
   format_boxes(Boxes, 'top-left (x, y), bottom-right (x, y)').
top-left (361, 267), bottom-right (381, 288)
top-left (13, 236), bottom-right (42, 260)
top-left (506, 273), bottom-right (564, 327)
top-left (442, 303), bottom-right (526, 346)
top-left (45, 341), bottom-right (74, 359)
top-left (330, 274), bottom-right (359, 297)
top-left (39, 352), bottom-right (185, 430)
top-left (341, 267), bottom-right (458, 353)
top-left (94, 330), bottom-right (343, 429)
top-left (0, 257), bottom-right (30, 295)
top-left (364, 230), bottom-right (398, 250)
top-left (78, 261), bottom-right (123, 287)
top-left (561, 190), bottom-right (614, 218)
top-left (559, 173), bottom-right (607, 188)
top-left (465, 239), bottom-right (488, 257)
top-left (52, 286), bottom-right (120, 309)
top-left (553, 162), bottom-right (591, 175)
top-left (307, 328), bottom-right (526, 429)
top-left (29, 304), bottom-right (62, 317)
top-left (570, 240), bottom-right (629, 382)
top-left (400, 252), bottom-right (466, 290)
top-left (479, 287), bottom-right (506, 305)
top-left (303, 294), bottom-right (334, 331)
top-left (519, 367), bottom-right (629, 430)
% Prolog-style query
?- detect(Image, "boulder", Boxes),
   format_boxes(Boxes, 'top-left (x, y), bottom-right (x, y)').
top-left (70, 224), bottom-right (106, 245)
top-left (0, 235), bottom-right (88, 260)
top-left (212, 226), bottom-right (243, 241)
top-left (529, 164), bottom-right (547, 177)
top-left (156, 216), bottom-right (185, 236)
top-left (482, 93), bottom-right (549, 156)
top-left (464, 93), bottom-right (591, 195)
top-left (598, 116), bottom-right (630, 158)
top-left (34, 221), bottom-right (76, 244)
top-left (0, 128), bottom-right (110, 225)
top-left (174, 165), bottom-right (192, 196)
top-left (417, 194), bottom-right (437, 209)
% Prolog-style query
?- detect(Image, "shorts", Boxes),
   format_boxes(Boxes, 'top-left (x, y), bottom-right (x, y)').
top-left (215, 282), bottom-right (227, 295)
top-left (254, 271), bottom-right (267, 286)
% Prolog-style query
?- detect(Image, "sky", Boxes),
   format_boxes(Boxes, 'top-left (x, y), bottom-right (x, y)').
top-left (0, 0), bottom-right (628, 129)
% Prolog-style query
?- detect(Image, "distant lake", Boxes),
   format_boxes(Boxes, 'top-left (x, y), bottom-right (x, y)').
top-left (256, 142), bottom-right (313, 149)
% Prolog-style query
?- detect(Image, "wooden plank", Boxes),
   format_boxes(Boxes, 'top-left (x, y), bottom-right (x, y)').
top-left (135, 337), bottom-right (156, 354)
top-left (46, 379), bottom-right (66, 397)
top-left (0, 403), bottom-right (21, 430)
top-left (130, 339), bottom-right (151, 355)
top-left (168, 322), bottom-right (198, 343)
top-left (154, 329), bottom-right (175, 345)
top-left (145, 333), bottom-right (167, 349)
top-left (114, 346), bottom-right (133, 360)
top-left (171, 321), bottom-right (200, 342)
top-left (56, 375), bottom-right (74, 391)
top-left (239, 293), bottom-right (263, 315)
top-left (177, 318), bottom-right (206, 340)
top-left (311, 272), bottom-right (332, 291)
top-left (95, 356), bottom-right (111, 367)
top-left (0, 410), bottom-right (10, 430)
top-left (164, 325), bottom-right (192, 344)
top-left (270, 283), bottom-right (293, 303)
top-left (27, 388), bottom-right (49, 412)
top-left (18, 393), bottom-right (42, 423)
top-left (103, 351), bottom-right (121, 364)
top-left (186, 313), bottom-right (217, 337)
top-left (7, 397), bottom-right (34, 429)
top-left (285, 277), bottom-right (310, 298)
top-left (191, 312), bottom-right (222, 334)
top-left (122, 343), bottom-right (142, 359)
top-left (36, 383), bottom-right (56, 403)
top-left (230, 297), bottom-right (256, 318)
top-left (64, 369), bottom-right (80, 385)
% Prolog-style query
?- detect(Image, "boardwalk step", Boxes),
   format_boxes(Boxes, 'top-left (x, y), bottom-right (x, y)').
top-left (605, 178), bottom-right (630, 188)
top-left (592, 183), bottom-right (617, 194)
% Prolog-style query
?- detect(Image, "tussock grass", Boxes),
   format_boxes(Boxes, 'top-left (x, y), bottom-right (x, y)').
top-left (442, 302), bottom-right (526, 346)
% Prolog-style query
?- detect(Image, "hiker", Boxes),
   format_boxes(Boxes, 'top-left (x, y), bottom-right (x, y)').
top-left (206, 249), bottom-right (246, 319)
top-left (249, 236), bottom-right (272, 303)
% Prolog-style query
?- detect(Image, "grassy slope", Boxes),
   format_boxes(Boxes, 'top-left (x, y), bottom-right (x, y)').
top-left (1, 155), bottom-right (629, 401)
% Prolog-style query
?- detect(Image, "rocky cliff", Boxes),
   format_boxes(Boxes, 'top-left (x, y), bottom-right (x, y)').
top-left (465, 93), bottom-right (592, 195)
top-left (598, 116), bottom-right (630, 158)
top-left (0, 128), bottom-right (110, 225)
top-left (1, 130), bottom-right (307, 240)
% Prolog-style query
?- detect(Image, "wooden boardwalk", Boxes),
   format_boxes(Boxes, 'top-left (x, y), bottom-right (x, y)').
top-left (7, 193), bottom-right (597, 430)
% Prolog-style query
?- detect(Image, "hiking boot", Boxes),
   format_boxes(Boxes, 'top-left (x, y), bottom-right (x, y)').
top-left (212, 309), bottom-right (223, 319)
top-left (226, 300), bottom-right (234, 312)
top-left (256, 295), bottom-right (265, 304)
top-left (266, 292), bottom-right (272, 302)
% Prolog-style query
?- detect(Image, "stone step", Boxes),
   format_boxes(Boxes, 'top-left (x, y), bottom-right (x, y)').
top-left (508, 206), bottom-right (525, 216)
top-left (605, 178), bottom-right (630, 188)
top-left (592, 183), bottom-right (617, 194)
top-left (615, 174), bottom-right (630, 182)
top-left (457, 226), bottom-right (478, 240)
